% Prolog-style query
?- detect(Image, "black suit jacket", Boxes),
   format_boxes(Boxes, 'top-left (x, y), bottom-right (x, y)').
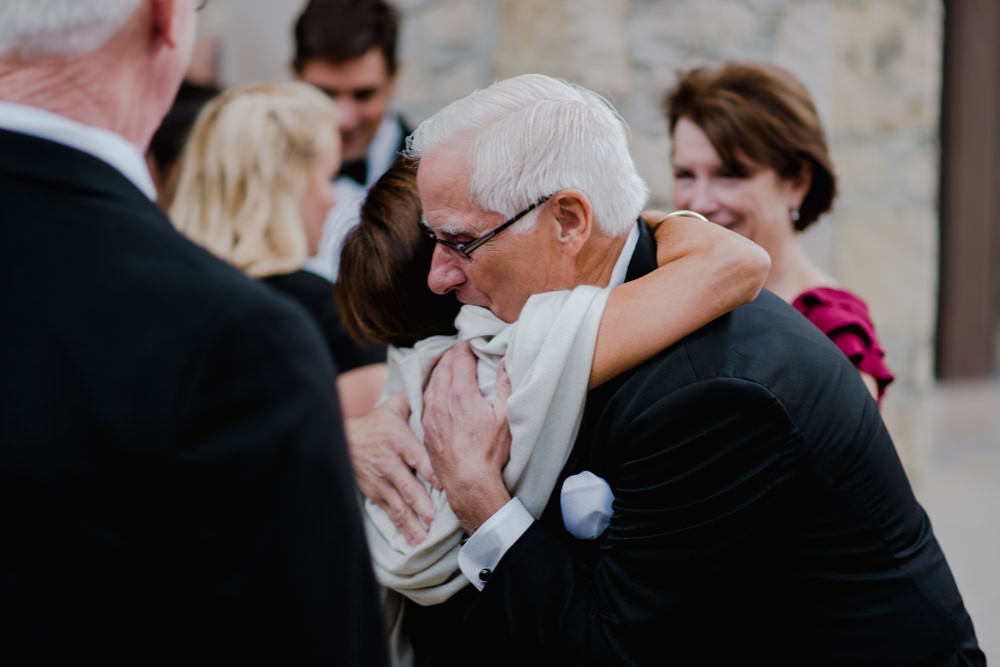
top-left (412, 222), bottom-right (984, 666)
top-left (0, 129), bottom-right (388, 666)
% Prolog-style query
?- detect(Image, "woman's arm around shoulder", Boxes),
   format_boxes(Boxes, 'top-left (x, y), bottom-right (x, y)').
top-left (590, 210), bottom-right (770, 387)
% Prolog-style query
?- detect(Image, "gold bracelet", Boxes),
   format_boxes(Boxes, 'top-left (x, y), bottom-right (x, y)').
top-left (655, 209), bottom-right (710, 225)
top-left (651, 209), bottom-right (710, 232)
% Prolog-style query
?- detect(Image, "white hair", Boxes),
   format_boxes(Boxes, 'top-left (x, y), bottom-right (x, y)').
top-left (405, 73), bottom-right (649, 237)
top-left (0, 0), bottom-right (143, 60)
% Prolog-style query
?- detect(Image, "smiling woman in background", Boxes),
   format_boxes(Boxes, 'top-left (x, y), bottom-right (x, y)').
top-left (170, 81), bottom-right (388, 416)
top-left (665, 62), bottom-right (894, 405)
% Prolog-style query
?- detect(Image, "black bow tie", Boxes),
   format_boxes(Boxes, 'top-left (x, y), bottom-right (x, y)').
top-left (339, 159), bottom-right (368, 186)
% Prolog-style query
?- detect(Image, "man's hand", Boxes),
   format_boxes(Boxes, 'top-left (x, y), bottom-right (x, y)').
top-left (344, 391), bottom-right (438, 546)
top-left (422, 343), bottom-right (513, 535)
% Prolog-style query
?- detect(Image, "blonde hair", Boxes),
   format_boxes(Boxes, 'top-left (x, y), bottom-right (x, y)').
top-left (170, 81), bottom-right (339, 278)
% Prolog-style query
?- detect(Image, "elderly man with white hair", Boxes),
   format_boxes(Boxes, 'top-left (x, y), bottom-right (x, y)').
top-left (348, 72), bottom-right (984, 666)
top-left (0, 2), bottom-right (387, 664)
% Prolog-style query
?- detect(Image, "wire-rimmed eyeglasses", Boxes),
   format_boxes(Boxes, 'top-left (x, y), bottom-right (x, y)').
top-left (422, 192), bottom-right (555, 262)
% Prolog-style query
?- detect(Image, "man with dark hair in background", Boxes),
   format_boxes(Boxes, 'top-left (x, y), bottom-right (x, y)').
top-left (293, 0), bottom-right (411, 281)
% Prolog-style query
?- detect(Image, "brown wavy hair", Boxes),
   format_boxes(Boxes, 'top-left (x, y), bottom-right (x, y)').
top-left (664, 62), bottom-right (837, 231)
top-left (335, 159), bottom-right (460, 347)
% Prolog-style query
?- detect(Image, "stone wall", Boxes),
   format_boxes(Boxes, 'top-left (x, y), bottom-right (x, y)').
top-left (203, 0), bottom-right (945, 472)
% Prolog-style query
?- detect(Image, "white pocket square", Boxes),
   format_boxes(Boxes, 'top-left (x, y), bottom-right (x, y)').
top-left (560, 470), bottom-right (614, 540)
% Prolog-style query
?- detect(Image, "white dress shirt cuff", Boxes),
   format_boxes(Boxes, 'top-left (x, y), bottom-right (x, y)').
top-left (457, 498), bottom-right (534, 591)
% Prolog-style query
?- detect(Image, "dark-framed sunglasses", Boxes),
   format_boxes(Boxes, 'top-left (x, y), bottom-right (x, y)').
top-left (423, 192), bottom-right (555, 262)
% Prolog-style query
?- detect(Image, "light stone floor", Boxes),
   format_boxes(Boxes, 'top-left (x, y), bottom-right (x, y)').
top-left (908, 378), bottom-right (1000, 660)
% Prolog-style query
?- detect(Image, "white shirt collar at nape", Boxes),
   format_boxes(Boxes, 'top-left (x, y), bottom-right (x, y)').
top-left (608, 222), bottom-right (640, 288)
top-left (0, 100), bottom-right (158, 201)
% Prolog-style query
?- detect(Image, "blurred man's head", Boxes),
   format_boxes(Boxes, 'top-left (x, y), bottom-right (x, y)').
top-left (292, 0), bottom-right (400, 163)
top-left (0, 0), bottom-right (199, 149)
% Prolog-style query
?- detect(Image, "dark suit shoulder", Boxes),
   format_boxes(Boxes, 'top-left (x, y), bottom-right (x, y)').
top-left (585, 289), bottom-right (897, 497)
top-left (591, 290), bottom-right (866, 422)
top-left (2, 132), bottom-right (335, 447)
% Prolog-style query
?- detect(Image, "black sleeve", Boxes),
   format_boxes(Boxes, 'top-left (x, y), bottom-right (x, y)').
top-left (263, 271), bottom-right (386, 372)
top-left (319, 289), bottom-right (387, 372)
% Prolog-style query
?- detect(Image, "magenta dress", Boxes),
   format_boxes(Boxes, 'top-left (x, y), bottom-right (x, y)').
top-left (792, 286), bottom-right (894, 405)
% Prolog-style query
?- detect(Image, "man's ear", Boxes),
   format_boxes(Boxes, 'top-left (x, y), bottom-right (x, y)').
top-left (550, 189), bottom-right (592, 257)
top-left (150, 0), bottom-right (179, 49)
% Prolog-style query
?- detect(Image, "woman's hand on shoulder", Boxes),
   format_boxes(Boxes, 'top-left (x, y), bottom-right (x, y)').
top-left (345, 391), bottom-right (439, 546)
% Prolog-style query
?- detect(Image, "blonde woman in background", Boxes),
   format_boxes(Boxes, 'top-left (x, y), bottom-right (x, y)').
top-left (171, 81), bottom-right (388, 417)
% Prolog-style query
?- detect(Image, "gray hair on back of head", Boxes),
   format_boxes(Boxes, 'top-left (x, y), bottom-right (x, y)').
top-left (405, 73), bottom-right (648, 238)
top-left (0, 0), bottom-right (143, 61)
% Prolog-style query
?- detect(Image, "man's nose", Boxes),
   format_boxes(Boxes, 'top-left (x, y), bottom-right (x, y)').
top-left (338, 98), bottom-right (361, 130)
top-left (426, 245), bottom-right (465, 296)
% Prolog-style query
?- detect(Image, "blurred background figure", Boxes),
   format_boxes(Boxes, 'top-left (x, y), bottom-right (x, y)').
top-left (170, 80), bottom-right (388, 416)
top-left (292, 0), bottom-right (410, 281)
top-left (665, 62), bottom-right (894, 405)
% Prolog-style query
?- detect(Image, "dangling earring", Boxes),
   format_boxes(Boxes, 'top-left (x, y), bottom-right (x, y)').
top-left (790, 207), bottom-right (800, 222)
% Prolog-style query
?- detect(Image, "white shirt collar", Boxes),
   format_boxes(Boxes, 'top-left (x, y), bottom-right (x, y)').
top-left (0, 100), bottom-right (158, 201)
top-left (364, 112), bottom-right (403, 186)
top-left (608, 222), bottom-right (640, 288)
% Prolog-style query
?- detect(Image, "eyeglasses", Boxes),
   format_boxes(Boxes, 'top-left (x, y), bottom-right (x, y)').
top-left (423, 193), bottom-right (555, 262)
